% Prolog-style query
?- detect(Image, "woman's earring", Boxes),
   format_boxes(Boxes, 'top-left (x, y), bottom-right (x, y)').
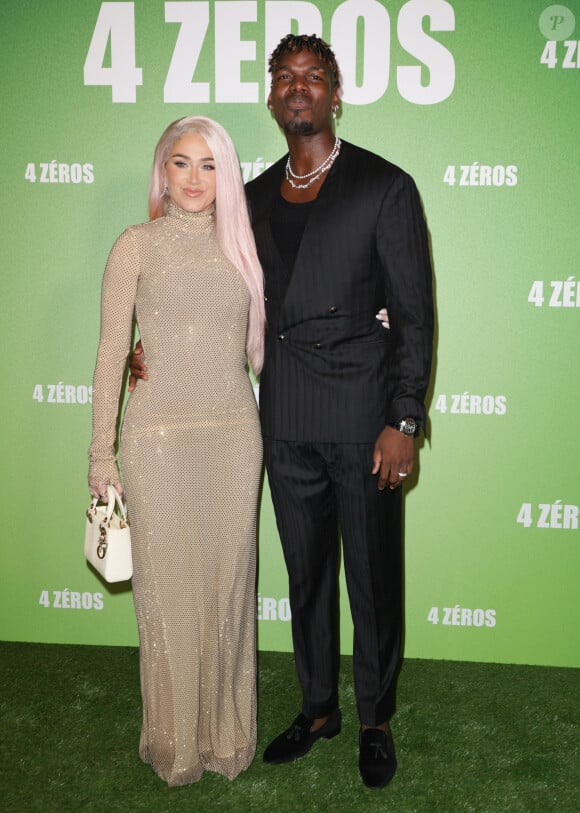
top-left (163, 184), bottom-right (169, 196)
top-left (332, 107), bottom-right (338, 120)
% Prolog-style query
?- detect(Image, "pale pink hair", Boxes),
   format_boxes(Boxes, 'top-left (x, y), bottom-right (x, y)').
top-left (149, 116), bottom-right (264, 374)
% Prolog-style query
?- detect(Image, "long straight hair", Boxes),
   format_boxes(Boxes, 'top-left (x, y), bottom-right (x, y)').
top-left (149, 116), bottom-right (265, 374)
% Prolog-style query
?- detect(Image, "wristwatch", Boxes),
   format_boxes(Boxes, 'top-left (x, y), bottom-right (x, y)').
top-left (390, 417), bottom-right (418, 437)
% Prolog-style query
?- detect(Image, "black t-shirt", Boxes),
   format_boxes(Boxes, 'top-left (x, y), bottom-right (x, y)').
top-left (270, 195), bottom-right (316, 297)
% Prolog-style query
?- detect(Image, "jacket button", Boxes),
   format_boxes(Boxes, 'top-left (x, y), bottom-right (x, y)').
top-left (278, 334), bottom-right (285, 341)
top-left (313, 342), bottom-right (322, 349)
top-left (328, 306), bottom-right (338, 313)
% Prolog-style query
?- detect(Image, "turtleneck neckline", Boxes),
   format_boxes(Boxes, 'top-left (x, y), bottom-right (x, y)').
top-left (166, 201), bottom-right (215, 232)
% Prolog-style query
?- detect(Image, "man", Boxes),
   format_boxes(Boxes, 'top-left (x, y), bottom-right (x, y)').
top-left (246, 34), bottom-right (433, 789)
top-left (132, 34), bottom-right (433, 789)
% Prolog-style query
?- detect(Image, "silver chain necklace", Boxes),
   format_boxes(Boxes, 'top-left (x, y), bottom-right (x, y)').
top-left (285, 137), bottom-right (341, 190)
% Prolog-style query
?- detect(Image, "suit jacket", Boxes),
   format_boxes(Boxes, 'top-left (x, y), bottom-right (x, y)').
top-left (246, 140), bottom-right (433, 444)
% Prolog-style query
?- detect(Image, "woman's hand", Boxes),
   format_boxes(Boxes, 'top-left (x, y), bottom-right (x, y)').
top-left (89, 479), bottom-right (124, 500)
top-left (376, 307), bottom-right (390, 329)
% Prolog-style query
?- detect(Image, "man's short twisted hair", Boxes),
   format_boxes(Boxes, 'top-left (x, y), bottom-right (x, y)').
top-left (268, 34), bottom-right (340, 89)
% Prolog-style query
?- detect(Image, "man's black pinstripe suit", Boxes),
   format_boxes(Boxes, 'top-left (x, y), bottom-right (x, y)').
top-left (246, 139), bottom-right (433, 725)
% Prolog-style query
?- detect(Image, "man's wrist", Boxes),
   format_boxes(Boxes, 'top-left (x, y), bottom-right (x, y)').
top-left (389, 417), bottom-right (419, 437)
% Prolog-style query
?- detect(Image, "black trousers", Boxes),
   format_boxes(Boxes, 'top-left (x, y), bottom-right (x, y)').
top-left (263, 439), bottom-right (402, 726)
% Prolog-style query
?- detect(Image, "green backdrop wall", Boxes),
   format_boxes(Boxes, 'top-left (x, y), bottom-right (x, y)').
top-left (1, 0), bottom-right (579, 667)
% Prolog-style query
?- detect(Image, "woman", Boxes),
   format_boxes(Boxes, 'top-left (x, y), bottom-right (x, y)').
top-left (88, 116), bottom-right (265, 786)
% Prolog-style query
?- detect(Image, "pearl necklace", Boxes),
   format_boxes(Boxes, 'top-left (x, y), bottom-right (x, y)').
top-left (285, 137), bottom-right (341, 189)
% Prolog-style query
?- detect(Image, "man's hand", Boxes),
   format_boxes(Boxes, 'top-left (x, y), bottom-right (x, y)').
top-left (372, 426), bottom-right (415, 491)
top-left (128, 339), bottom-right (147, 392)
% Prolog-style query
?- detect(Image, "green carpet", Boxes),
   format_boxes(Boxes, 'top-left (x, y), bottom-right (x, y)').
top-left (0, 643), bottom-right (578, 812)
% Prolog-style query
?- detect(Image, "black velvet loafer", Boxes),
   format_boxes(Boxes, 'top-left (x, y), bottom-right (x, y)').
top-left (358, 726), bottom-right (397, 788)
top-left (263, 708), bottom-right (342, 764)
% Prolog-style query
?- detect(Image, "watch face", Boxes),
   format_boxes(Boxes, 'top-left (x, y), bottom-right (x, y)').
top-left (402, 419), bottom-right (417, 435)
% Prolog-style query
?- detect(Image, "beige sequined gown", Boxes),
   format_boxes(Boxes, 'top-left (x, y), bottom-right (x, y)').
top-left (89, 203), bottom-right (262, 786)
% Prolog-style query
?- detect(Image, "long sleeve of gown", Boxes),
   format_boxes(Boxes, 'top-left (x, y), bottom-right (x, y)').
top-left (88, 228), bottom-right (140, 487)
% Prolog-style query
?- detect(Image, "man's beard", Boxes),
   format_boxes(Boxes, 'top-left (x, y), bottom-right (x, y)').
top-left (284, 118), bottom-right (314, 135)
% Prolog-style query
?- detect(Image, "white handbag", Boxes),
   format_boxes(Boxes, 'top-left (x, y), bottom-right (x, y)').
top-left (85, 485), bottom-right (133, 582)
